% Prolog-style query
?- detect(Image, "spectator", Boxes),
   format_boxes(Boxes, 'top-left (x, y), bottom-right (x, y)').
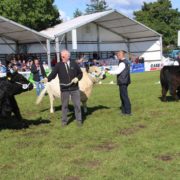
top-left (31, 58), bottom-right (46, 96)
top-left (0, 61), bottom-right (6, 78)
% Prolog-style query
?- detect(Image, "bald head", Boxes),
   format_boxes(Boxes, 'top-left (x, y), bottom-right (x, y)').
top-left (61, 50), bottom-right (70, 63)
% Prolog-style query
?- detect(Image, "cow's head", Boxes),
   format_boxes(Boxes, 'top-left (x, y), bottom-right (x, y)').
top-left (87, 66), bottom-right (106, 83)
top-left (7, 72), bottom-right (33, 95)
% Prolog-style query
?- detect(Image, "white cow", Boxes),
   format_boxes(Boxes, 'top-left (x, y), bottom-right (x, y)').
top-left (36, 66), bottom-right (105, 113)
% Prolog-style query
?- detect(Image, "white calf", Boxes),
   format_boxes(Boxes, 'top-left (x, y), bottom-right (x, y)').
top-left (36, 66), bottom-right (105, 113)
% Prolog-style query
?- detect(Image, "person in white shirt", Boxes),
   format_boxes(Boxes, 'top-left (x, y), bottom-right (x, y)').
top-left (108, 50), bottom-right (132, 115)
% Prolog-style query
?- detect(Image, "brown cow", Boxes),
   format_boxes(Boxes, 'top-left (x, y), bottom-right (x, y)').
top-left (160, 66), bottom-right (180, 101)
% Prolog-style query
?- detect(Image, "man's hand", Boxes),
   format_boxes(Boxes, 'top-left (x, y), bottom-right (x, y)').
top-left (71, 77), bottom-right (79, 84)
top-left (41, 77), bottom-right (48, 83)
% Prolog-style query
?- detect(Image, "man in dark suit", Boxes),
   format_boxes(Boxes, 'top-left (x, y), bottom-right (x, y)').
top-left (43, 50), bottom-right (83, 127)
top-left (31, 58), bottom-right (46, 96)
top-left (108, 50), bottom-right (131, 115)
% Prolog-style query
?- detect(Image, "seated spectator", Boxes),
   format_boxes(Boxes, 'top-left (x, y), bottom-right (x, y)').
top-left (0, 61), bottom-right (7, 78)
top-left (51, 57), bottom-right (57, 67)
top-left (21, 60), bottom-right (27, 72)
top-left (139, 56), bottom-right (145, 64)
top-left (26, 60), bottom-right (33, 71)
top-left (76, 53), bottom-right (86, 67)
top-left (93, 52), bottom-right (99, 60)
top-left (135, 57), bottom-right (139, 64)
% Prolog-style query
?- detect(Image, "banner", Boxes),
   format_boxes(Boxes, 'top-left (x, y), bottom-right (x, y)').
top-left (130, 63), bottom-right (145, 73)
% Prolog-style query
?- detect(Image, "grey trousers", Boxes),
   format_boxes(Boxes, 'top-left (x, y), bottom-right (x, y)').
top-left (61, 90), bottom-right (82, 123)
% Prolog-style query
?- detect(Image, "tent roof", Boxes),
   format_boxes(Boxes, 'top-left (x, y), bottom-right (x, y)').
top-left (40, 10), bottom-right (161, 40)
top-left (0, 15), bottom-right (53, 44)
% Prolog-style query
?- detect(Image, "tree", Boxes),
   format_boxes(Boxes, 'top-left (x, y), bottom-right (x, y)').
top-left (85, 0), bottom-right (110, 14)
top-left (0, 0), bottom-right (61, 31)
top-left (134, 0), bottom-right (180, 48)
top-left (73, 8), bottom-right (83, 17)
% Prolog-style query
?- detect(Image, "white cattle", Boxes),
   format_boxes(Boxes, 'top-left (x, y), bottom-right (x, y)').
top-left (36, 66), bottom-right (105, 113)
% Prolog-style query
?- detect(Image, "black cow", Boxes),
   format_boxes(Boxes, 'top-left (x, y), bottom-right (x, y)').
top-left (0, 72), bottom-right (33, 119)
top-left (160, 66), bottom-right (180, 101)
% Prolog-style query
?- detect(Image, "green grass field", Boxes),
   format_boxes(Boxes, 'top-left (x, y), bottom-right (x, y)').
top-left (0, 71), bottom-right (179, 180)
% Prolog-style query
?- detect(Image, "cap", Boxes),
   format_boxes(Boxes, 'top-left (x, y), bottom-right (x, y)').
top-left (119, 49), bottom-right (127, 53)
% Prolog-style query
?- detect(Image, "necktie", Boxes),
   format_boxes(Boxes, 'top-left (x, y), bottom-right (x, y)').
top-left (65, 63), bottom-right (70, 75)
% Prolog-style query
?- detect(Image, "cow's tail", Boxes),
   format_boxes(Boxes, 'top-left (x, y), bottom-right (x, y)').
top-left (36, 86), bottom-right (47, 104)
top-left (160, 67), bottom-right (170, 90)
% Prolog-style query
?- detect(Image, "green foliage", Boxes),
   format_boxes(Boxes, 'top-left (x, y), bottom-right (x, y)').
top-left (0, 0), bottom-right (61, 31)
top-left (73, 8), bottom-right (83, 18)
top-left (85, 0), bottom-right (110, 14)
top-left (134, 0), bottom-right (180, 47)
top-left (0, 71), bottom-right (180, 179)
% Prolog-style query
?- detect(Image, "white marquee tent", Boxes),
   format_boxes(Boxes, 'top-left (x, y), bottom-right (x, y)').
top-left (39, 10), bottom-right (163, 70)
top-left (0, 15), bottom-right (53, 67)
top-left (0, 10), bottom-right (163, 70)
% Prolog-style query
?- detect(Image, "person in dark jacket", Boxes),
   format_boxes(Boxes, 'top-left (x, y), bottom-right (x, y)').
top-left (31, 58), bottom-right (46, 96)
top-left (43, 50), bottom-right (83, 127)
top-left (108, 50), bottom-right (131, 115)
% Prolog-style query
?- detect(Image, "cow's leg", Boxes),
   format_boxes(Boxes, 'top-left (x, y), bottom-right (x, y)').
top-left (9, 96), bottom-right (22, 120)
top-left (172, 87), bottom-right (179, 101)
top-left (45, 87), bottom-right (55, 113)
top-left (49, 94), bottom-right (55, 113)
top-left (162, 87), bottom-right (168, 101)
top-left (82, 101), bottom-right (87, 114)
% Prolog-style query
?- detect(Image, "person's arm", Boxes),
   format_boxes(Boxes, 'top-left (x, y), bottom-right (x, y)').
top-left (41, 65), bottom-right (47, 77)
top-left (47, 64), bottom-right (58, 82)
top-left (71, 63), bottom-right (83, 84)
top-left (109, 62), bottom-right (125, 75)
top-left (76, 63), bottom-right (83, 80)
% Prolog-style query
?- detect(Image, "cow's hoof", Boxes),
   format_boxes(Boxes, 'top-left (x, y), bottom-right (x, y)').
top-left (50, 109), bottom-right (54, 113)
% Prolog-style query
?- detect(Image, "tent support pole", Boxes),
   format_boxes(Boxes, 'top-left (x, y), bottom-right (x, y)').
top-left (96, 24), bottom-right (100, 57)
top-left (16, 41), bottom-right (20, 54)
top-left (65, 33), bottom-right (68, 50)
top-left (127, 39), bottom-right (130, 60)
top-left (46, 39), bottom-right (51, 69)
top-left (55, 37), bottom-right (60, 62)
top-left (160, 36), bottom-right (163, 63)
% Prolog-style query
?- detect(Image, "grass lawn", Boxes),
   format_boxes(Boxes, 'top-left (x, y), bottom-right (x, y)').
top-left (0, 71), bottom-right (179, 180)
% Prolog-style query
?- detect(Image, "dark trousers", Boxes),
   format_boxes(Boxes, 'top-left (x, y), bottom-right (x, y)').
top-left (119, 85), bottom-right (131, 114)
top-left (61, 90), bottom-right (82, 123)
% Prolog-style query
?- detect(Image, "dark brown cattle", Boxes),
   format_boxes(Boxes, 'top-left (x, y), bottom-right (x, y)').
top-left (160, 66), bottom-right (180, 101)
top-left (0, 72), bottom-right (33, 119)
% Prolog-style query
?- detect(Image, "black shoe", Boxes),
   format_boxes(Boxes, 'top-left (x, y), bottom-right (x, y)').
top-left (62, 122), bottom-right (68, 127)
top-left (124, 113), bottom-right (132, 116)
top-left (77, 121), bottom-right (83, 127)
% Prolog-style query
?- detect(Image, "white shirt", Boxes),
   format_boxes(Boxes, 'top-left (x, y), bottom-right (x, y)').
top-left (109, 59), bottom-right (125, 75)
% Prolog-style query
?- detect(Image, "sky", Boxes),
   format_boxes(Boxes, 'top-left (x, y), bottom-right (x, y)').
top-left (55, 0), bottom-right (180, 21)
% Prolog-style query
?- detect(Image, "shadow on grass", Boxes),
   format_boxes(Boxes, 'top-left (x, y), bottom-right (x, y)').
top-left (40, 104), bottom-right (110, 125)
top-left (68, 105), bottom-right (110, 125)
top-left (158, 96), bottom-right (179, 102)
top-left (0, 116), bottom-right (50, 130)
